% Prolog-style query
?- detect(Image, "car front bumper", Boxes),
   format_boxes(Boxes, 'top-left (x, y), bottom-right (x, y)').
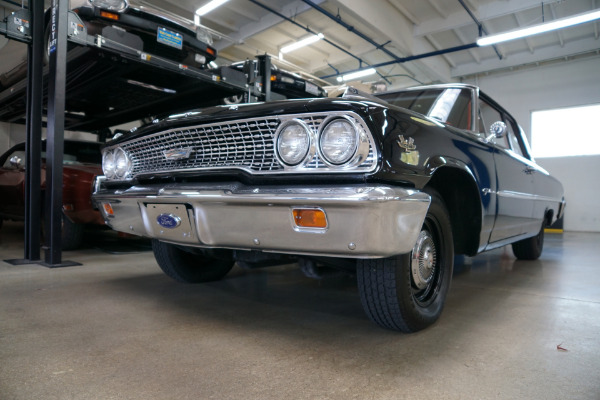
top-left (93, 182), bottom-right (430, 258)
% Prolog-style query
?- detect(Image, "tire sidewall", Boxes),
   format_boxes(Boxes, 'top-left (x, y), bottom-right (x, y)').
top-left (396, 191), bottom-right (454, 329)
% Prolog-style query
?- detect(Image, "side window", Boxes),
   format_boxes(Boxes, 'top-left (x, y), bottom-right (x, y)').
top-left (503, 114), bottom-right (525, 157)
top-left (479, 99), bottom-right (510, 149)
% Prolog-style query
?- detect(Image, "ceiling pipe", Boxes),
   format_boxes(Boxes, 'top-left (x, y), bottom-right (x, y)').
top-left (300, 0), bottom-right (401, 61)
top-left (247, 0), bottom-right (391, 84)
top-left (457, 0), bottom-right (503, 60)
top-left (319, 42), bottom-right (478, 79)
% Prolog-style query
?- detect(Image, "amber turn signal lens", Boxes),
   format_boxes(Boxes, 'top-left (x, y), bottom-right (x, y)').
top-left (102, 202), bottom-right (115, 217)
top-left (100, 11), bottom-right (119, 20)
top-left (293, 208), bottom-right (327, 229)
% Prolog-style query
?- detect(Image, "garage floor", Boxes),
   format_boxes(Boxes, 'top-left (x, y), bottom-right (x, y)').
top-left (1, 221), bottom-right (599, 400)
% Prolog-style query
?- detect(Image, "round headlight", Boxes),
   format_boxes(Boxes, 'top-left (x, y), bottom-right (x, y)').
top-left (276, 120), bottom-right (312, 166)
top-left (114, 148), bottom-right (132, 179)
top-left (102, 150), bottom-right (115, 179)
top-left (319, 118), bottom-right (359, 165)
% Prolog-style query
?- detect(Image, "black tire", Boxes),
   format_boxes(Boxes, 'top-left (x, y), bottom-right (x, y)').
top-left (152, 240), bottom-right (234, 283)
top-left (512, 224), bottom-right (544, 260)
top-left (41, 213), bottom-right (84, 250)
top-left (222, 94), bottom-right (244, 105)
top-left (61, 215), bottom-right (84, 250)
top-left (357, 189), bottom-right (454, 332)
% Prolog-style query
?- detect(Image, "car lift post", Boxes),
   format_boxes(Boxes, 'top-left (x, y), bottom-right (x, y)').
top-left (257, 54), bottom-right (271, 102)
top-left (23, 0), bottom-right (44, 262)
top-left (43, 0), bottom-right (79, 267)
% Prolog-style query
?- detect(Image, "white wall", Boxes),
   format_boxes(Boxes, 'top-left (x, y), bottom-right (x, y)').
top-left (463, 56), bottom-right (600, 232)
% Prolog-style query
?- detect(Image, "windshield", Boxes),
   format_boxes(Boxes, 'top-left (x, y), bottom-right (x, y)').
top-left (376, 88), bottom-right (473, 131)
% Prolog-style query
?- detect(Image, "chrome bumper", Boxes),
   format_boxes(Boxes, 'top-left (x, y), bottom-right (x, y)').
top-left (93, 182), bottom-right (430, 258)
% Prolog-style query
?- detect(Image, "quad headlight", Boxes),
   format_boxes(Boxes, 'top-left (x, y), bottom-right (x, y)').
top-left (276, 120), bottom-right (313, 166)
top-left (319, 117), bottom-right (359, 165)
top-left (102, 147), bottom-right (132, 180)
top-left (89, 0), bottom-right (128, 12)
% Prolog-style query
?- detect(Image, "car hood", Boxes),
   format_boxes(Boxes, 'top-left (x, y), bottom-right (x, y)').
top-left (108, 95), bottom-right (384, 145)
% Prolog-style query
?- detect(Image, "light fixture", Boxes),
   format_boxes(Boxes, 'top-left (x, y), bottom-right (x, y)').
top-left (280, 33), bottom-right (324, 54)
top-left (209, 61), bottom-right (218, 68)
top-left (336, 68), bottom-right (377, 82)
top-left (477, 9), bottom-right (600, 46)
top-left (195, 0), bottom-right (229, 17)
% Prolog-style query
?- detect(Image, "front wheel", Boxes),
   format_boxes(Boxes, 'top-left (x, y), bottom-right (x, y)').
top-left (152, 240), bottom-right (235, 283)
top-left (357, 189), bottom-right (454, 332)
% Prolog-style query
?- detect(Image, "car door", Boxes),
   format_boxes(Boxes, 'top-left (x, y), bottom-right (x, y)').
top-left (478, 96), bottom-right (537, 243)
top-left (0, 145), bottom-right (27, 219)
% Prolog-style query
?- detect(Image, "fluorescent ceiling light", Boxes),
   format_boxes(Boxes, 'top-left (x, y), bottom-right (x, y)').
top-left (280, 33), bottom-right (324, 54)
top-left (477, 9), bottom-right (600, 46)
top-left (336, 68), bottom-right (377, 82)
top-left (196, 0), bottom-right (229, 16)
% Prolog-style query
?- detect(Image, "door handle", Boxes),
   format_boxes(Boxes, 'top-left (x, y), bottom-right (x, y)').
top-left (523, 166), bottom-right (535, 175)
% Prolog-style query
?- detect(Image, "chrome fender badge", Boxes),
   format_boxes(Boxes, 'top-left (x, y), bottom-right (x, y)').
top-left (156, 213), bottom-right (181, 229)
top-left (397, 135), bottom-right (416, 151)
top-left (163, 147), bottom-right (193, 160)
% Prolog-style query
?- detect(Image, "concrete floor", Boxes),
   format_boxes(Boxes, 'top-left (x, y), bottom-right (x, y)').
top-left (0, 221), bottom-right (599, 400)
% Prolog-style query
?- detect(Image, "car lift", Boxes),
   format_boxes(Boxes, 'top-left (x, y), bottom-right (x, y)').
top-left (1, 2), bottom-right (273, 267)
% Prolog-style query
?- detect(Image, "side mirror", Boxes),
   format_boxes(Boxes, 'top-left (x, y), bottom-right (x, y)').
top-left (9, 155), bottom-right (23, 169)
top-left (490, 121), bottom-right (507, 138)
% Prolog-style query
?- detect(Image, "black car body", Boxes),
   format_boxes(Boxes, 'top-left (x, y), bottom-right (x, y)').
top-left (92, 84), bottom-right (565, 332)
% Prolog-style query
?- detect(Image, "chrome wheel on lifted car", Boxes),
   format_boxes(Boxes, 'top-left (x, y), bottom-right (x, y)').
top-left (357, 189), bottom-right (454, 332)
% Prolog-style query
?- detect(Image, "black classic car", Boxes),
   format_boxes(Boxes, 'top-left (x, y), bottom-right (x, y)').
top-left (92, 84), bottom-right (565, 332)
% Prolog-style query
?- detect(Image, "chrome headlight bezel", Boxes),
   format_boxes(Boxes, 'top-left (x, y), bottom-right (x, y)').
top-left (89, 0), bottom-right (128, 12)
top-left (102, 149), bottom-right (116, 179)
top-left (102, 147), bottom-right (132, 180)
top-left (318, 115), bottom-right (370, 168)
top-left (275, 119), bottom-right (315, 167)
top-left (113, 147), bottom-right (132, 180)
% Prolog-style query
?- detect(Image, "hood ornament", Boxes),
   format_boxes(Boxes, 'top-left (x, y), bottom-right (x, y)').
top-left (397, 135), bottom-right (416, 151)
top-left (163, 147), bottom-right (193, 161)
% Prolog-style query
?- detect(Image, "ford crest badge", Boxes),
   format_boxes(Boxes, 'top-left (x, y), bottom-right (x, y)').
top-left (157, 213), bottom-right (181, 229)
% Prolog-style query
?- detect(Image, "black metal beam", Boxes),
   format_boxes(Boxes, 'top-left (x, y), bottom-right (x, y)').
top-left (43, 0), bottom-right (79, 267)
top-left (23, 0), bottom-right (44, 262)
top-left (457, 0), bottom-right (502, 60)
top-left (320, 43), bottom-right (479, 79)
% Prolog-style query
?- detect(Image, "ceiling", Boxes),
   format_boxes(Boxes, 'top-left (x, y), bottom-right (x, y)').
top-left (1, 0), bottom-right (598, 91)
top-left (149, 0), bottom-right (600, 90)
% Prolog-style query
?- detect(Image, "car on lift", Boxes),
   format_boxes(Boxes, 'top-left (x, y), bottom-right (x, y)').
top-left (0, 139), bottom-right (105, 249)
top-left (92, 83), bottom-right (565, 332)
top-left (221, 61), bottom-right (327, 104)
top-left (0, 0), bottom-right (230, 132)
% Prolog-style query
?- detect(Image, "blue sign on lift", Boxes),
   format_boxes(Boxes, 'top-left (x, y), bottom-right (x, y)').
top-left (157, 27), bottom-right (183, 49)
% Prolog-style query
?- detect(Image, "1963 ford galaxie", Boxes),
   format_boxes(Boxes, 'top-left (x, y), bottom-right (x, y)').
top-left (92, 84), bottom-right (565, 332)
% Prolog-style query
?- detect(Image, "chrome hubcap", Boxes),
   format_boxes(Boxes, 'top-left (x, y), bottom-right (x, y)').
top-left (411, 230), bottom-right (437, 290)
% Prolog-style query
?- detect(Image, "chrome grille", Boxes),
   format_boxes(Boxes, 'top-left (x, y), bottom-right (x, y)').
top-left (122, 118), bottom-right (281, 176)
top-left (108, 112), bottom-right (378, 179)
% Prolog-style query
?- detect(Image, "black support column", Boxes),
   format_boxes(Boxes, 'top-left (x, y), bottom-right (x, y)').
top-left (23, 0), bottom-right (44, 262)
top-left (43, 0), bottom-right (78, 267)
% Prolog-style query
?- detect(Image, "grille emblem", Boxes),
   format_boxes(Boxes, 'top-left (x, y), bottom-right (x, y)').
top-left (163, 147), bottom-right (193, 160)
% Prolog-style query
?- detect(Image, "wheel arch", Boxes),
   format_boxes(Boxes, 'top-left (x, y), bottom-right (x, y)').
top-left (424, 162), bottom-right (482, 257)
